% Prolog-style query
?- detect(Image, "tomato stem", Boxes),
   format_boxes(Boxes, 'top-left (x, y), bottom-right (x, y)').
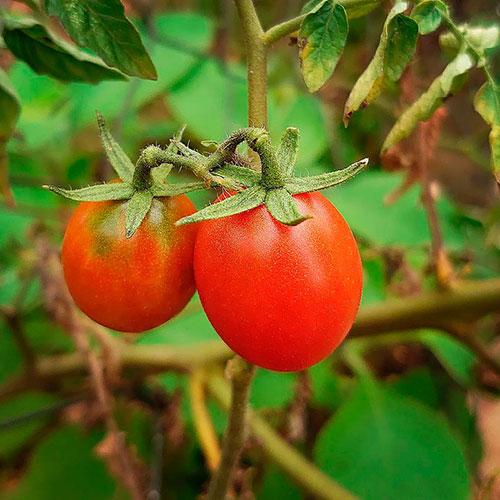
top-left (234, 0), bottom-right (268, 128)
top-left (206, 357), bottom-right (255, 500)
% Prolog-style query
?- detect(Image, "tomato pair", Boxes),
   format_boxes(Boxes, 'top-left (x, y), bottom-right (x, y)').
top-left (63, 191), bottom-right (362, 371)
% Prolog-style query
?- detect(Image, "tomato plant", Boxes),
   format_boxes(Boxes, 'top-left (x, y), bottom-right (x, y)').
top-left (195, 191), bottom-right (362, 371)
top-left (62, 194), bottom-right (197, 332)
top-left (0, 0), bottom-right (499, 499)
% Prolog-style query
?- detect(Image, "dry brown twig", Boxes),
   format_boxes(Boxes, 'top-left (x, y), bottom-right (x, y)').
top-left (382, 65), bottom-right (454, 289)
top-left (285, 370), bottom-right (311, 443)
top-left (33, 230), bottom-right (146, 500)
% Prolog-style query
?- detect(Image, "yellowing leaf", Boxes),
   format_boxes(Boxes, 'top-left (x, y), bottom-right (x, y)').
top-left (474, 82), bottom-right (500, 180)
top-left (344, 2), bottom-right (418, 125)
top-left (0, 69), bottom-right (20, 206)
top-left (382, 51), bottom-right (475, 152)
top-left (299, 0), bottom-right (348, 93)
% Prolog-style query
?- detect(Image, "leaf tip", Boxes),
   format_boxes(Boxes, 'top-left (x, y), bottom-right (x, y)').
top-left (286, 214), bottom-right (313, 226)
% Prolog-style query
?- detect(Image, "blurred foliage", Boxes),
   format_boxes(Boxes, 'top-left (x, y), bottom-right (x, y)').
top-left (0, 0), bottom-right (499, 499)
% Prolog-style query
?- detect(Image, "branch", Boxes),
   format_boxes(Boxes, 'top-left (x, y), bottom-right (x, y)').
top-left (2, 278), bottom-right (500, 400)
top-left (351, 278), bottom-right (500, 337)
top-left (206, 371), bottom-right (358, 500)
top-left (206, 357), bottom-right (255, 500)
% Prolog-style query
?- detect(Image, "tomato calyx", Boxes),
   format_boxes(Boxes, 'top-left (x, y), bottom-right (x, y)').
top-left (176, 127), bottom-right (369, 226)
top-left (44, 113), bottom-right (208, 238)
top-left (44, 113), bottom-right (368, 235)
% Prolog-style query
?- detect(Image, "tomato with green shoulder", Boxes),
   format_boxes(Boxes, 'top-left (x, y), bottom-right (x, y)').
top-left (62, 193), bottom-right (197, 333)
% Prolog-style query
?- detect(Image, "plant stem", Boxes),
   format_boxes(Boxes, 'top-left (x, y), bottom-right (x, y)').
top-left (263, 14), bottom-right (306, 46)
top-left (206, 357), bottom-right (255, 500)
top-left (234, 0), bottom-right (268, 128)
top-left (3, 277), bottom-right (500, 401)
top-left (442, 15), bottom-right (499, 89)
top-left (206, 371), bottom-right (359, 500)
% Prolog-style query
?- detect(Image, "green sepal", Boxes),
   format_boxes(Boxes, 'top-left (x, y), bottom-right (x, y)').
top-left (151, 181), bottom-right (207, 197)
top-left (125, 190), bottom-right (153, 238)
top-left (151, 125), bottom-right (188, 184)
top-left (151, 163), bottom-right (173, 184)
top-left (265, 188), bottom-right (311, 226)
top-left (176, 185), bottom-right (266, 225)
top-left (96, 112), bottom-right (134, 182)
top-left (212, 164), bottom-right (261, 187)
top-left (277, 127), bottom-right (300, 177)
top-left (170, 139), bottom-right (204, 159)
top-left (285, 157), bottom-right (368, 194)
top-left (43, 182), bottom-right (134, 201)
top-left (168, 124), bottom-right (187, 151)
top-left (201, 140), bottom-right (219, 149)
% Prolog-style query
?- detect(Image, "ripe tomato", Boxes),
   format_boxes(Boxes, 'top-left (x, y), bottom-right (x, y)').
top-left (62, 194), bottom-right (197, 332)
top-left (194, 191), bottom-right (362, 371)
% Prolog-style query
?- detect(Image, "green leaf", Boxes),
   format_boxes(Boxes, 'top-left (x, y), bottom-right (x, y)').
top-left (0, 68), bottom-right (20, 205)
top-left (265, 188), bottom-right (311, 225)
top-left (3, 425), bottom-right (116, 500)
top-left (44, 182), bottom-right (134, 202)
top-left (285, 157), bottom-right (368, 194)
top-left (277, 127), bottom-right (300, 177)
top-left (299, 0), bottom-right (348, 93)
top-left (417, 330), bottom-right (477, 386)
top-left (344, 3), bottom-right (418, 124)
top-left (151, 181), bottom-right (207, 197)
top-left (176, 185), bottom-right (266, 225)
top-left (2, 18), bottom-right (126, 84)
top-left (314, 379), bottom-right (470, 500)
top-left (411, 0), bottom-right (449, 35)
top-left (211, 164), bottom-right (261, 187)
top-left (125, 190), bottom-right (153, 238)
top-left (383, 15), bottom-right (419, 82)
top-left (474, 82), bottom-right (500, 180)
top-left (45, 0), bottom-right (157, 79)
top-left (390, 368), bottom-right (440, 409)
top-left (95, 112), bottom-right (134, 182)
top-left (382, 51), bottom-right (475, 152)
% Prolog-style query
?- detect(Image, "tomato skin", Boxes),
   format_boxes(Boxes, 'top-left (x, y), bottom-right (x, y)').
top-left (194, 191), bottom-right (362, 372)
top-left (62, 194), bottom-right (197, 332)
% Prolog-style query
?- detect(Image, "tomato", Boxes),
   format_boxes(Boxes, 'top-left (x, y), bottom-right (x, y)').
top-left (194, 191), bottom-right (362, 371)
top-left (62, 194), bottom-right (197, 332)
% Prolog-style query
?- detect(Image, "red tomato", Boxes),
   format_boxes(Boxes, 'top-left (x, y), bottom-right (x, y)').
top-left (62, 194), bottom-right (197, 332)
top-left (194, 191), bottom-right (362, 371)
